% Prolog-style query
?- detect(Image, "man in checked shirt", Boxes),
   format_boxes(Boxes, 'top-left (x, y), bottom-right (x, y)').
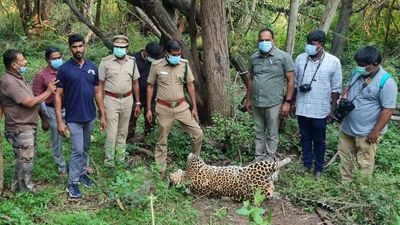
top-left (32, 47), bottom-right (67, 176)
top-left (294, 30), bottom-right (342, 180)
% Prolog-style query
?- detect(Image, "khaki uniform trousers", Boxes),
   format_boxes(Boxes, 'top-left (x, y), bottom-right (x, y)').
top-left (155, 101), bottom-right (203, 172)
top-left (104, 95), bottom-right (133, 166)
top-left (338, 131), bottom-right (379, 181)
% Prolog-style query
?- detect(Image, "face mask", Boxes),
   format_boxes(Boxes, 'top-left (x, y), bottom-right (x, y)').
top-left (19, 66), bottom-right (27, 74)
top-left (259, 41), bottom-right (273, 53)
top-left (50, 58), bottom-right (64, 70)
top-left (167, 54), bottom-right (181, 65)
top-left (146, 56), bottom-right (155, 63)
top-left (305, 44), bottom-right (318, 56)
top-left (113, 47), bottom-right (126, 58)
top-left (355, 66), bottom-right (370, 76)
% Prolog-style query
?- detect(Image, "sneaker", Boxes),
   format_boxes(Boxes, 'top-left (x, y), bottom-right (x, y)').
top-left (66, 184), bottom-right (82, 198)
top-left (79, 174), bottom-right (94, 188)
top-left (314, 171), bottom-right (323, 181)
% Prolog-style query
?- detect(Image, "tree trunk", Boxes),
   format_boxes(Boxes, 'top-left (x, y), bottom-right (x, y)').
top-left (319, 0), bottom-right (340, 33)
top-left (15, 0), bottom-right (50, 38)
top-left (201, 0), bottom-right (231, 118)
top-left (95, 0), bottom-right (102, 28)
top-left (331, 0), bottom-right (353, 58)
top-left (286, 0), bottom-right (299, 55)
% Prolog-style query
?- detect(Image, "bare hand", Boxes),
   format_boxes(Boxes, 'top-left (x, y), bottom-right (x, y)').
top-left (245, 99), bottom-right (253, 113)
top-left (280, 102), bottom-right (290, 118)
top-left (57, 121), bottom-right (68, 137)
top-left (134, 105), bottom-right (141, 118)
top-left (191, 109), bottom-right (199, 122)
top-left (146, 110), bottom-right (153, 123)
top-left (46, 79), bottom-right (59, 94)
top-left (366, 131), bottom-right (380, 144)
top-left (100, 114), bottom-right (106, 132)
top-left (42, 118), bottom-right (49, 131)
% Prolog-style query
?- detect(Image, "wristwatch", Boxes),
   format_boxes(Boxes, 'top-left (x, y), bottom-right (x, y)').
top-left (135, 102), bottom-right (141, 106)
top-left (285, 99), bottom-right (292, 103)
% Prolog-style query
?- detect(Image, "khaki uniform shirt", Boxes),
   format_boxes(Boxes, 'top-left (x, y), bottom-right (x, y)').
top-left (147, 58), bottom-right (194, 101)
top-left (99, 54), bottom-right (140, 94)
top-left (0, 72), bottom-right (39, 133)
top-left (250, 48), bottom-right (295, 107)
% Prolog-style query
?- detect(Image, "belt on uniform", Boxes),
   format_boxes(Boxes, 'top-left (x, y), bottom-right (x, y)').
top-left (105, 91), bottom-right (132, 98)
top-left (157, 98), bottom-right (185, 108)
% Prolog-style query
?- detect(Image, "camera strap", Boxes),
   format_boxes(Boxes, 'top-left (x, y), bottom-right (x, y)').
top-left (300, 53), bottom-right (325, 85)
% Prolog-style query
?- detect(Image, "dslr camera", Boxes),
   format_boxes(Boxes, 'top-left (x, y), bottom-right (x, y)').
top-left (333, 99), bottom-right (355, 123)
top-left (299, 84), bottom-right (312, 92)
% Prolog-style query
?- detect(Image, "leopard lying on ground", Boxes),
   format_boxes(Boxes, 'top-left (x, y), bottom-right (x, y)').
top-left (169, 153), bottom-right (291, 201)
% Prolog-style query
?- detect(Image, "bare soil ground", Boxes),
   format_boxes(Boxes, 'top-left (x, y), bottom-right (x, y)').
top-left (192, 196), bottom-right (322, 225)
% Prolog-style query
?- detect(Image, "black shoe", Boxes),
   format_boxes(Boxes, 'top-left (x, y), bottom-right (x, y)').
top-left (79, 174), bottom-right (94, 188)
top-left (66, 183), bottom-right (82, 198)
top-left (314, 171), bottom-right (322, 181)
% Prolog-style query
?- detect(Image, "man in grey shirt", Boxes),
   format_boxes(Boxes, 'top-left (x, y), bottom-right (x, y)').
top-left (246, 28), bottom-right (295, 161)
top-left (338, 46), bottom-right (398, 181)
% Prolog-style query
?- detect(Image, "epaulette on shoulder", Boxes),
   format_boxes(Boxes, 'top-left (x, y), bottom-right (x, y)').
top-left (152, 58), bottom-right (164, 66)
top-left (101, 54), bottom-right (114, 61)
top-left (127, 55), bottom-right (136, 60)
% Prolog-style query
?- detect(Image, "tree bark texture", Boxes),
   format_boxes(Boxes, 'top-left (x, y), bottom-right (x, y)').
top-left (331, 0), bottom-right (353, 58)
top-left (285, 0), bottom-right (299, 55)
top-left (201, 0), bottom-right (231, 117)
top-left (15, 0), bottom-right (50, 38)
top-left (319, 0), bottom-right (340, 33)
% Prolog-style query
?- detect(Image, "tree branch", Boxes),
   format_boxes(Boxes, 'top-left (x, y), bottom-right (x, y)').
top-left (63, 0), bottom-right (113, 50)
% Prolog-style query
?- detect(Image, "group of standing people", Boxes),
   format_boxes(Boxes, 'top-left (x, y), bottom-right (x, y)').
top-left (0, 28), bottom-right (397, 199)
top-left (246, 29), bottom-right (397, 181)
top-left (0, 34), bottom-right (203, 198)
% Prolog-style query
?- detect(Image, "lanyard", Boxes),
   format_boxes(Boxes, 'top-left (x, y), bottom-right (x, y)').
top-left (348, 75), bottom-right (373, 102)
top-left (300, 53), bottom-right (325, 85)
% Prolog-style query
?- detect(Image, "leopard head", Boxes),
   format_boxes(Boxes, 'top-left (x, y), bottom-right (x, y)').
top-left (168, 169), bottom-right (186, 187)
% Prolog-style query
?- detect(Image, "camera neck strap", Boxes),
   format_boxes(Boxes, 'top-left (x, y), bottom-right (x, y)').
top-left (300, 53), bottom-right (325, 85)
top-left (346, 75), bottom-right (373, 102)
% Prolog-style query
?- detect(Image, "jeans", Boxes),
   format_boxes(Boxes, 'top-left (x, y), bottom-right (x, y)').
top-left (67, 119), bottom-right (95, 184)
top-left (44, 105), bottom-right (67, 173)
top-left (298, 116), bottom-right (327, 172)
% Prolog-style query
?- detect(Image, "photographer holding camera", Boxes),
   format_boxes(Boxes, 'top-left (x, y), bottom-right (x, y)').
top-left (294, 30), bottom-right (342, 180)
top-left (338, 46), bottom-right (398, 182)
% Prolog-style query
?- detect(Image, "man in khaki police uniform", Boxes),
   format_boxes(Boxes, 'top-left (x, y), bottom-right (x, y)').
top-left (146, 40), bottom-right (203, 178)
top-left (99, 35), bottom-right (141, 167)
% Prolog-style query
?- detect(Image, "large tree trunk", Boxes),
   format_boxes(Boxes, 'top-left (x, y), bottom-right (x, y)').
top-left (201, 0), bottom-right (231, 118)
top-left (331, 0), bottom-right (353, 57)
top-left (319, 0), bottom-right (340, 33)
top-left (285, 0), bottom-right (299, 55)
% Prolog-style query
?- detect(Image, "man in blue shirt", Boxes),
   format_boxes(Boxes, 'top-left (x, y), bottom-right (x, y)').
top-left (55, 34), bottom-right (106, 198)
top-left (338, 46), bottom-right (397, 181)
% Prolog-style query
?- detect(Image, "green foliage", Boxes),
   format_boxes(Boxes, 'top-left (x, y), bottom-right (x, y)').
top-left (236, 189), bottom-right (272, 225)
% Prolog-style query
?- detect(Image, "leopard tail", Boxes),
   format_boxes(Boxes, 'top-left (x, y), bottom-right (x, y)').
top-left (275, 158), bottom-right (291, 169)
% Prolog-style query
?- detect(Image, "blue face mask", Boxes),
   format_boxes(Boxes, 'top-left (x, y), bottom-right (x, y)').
top-left (113, 47), bottom-right (126, 58)
top-left (19, 66), bottom-right (27, 74)
top-left (146, 56), bottom-right (155, 63)
top-left (258, 41), bottom-right (273, 53)
top-left (50, 58), bottom-right (64, 70)
top-left (305, 44), bottom-right (318, 56)
top-left (355, 66), bottom-right (370, 76)
top-left (167, 54), bottom-right (181, 65)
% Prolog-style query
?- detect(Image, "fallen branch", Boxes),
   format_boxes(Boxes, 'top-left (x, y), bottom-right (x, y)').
top-left (315, 208), bottom-right (334, 225)
top-left (325, 152), bottom-right (339, 168)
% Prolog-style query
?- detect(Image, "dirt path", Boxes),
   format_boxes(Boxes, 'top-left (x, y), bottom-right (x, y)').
top-left (192, 197), bottom-right (322, 225)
